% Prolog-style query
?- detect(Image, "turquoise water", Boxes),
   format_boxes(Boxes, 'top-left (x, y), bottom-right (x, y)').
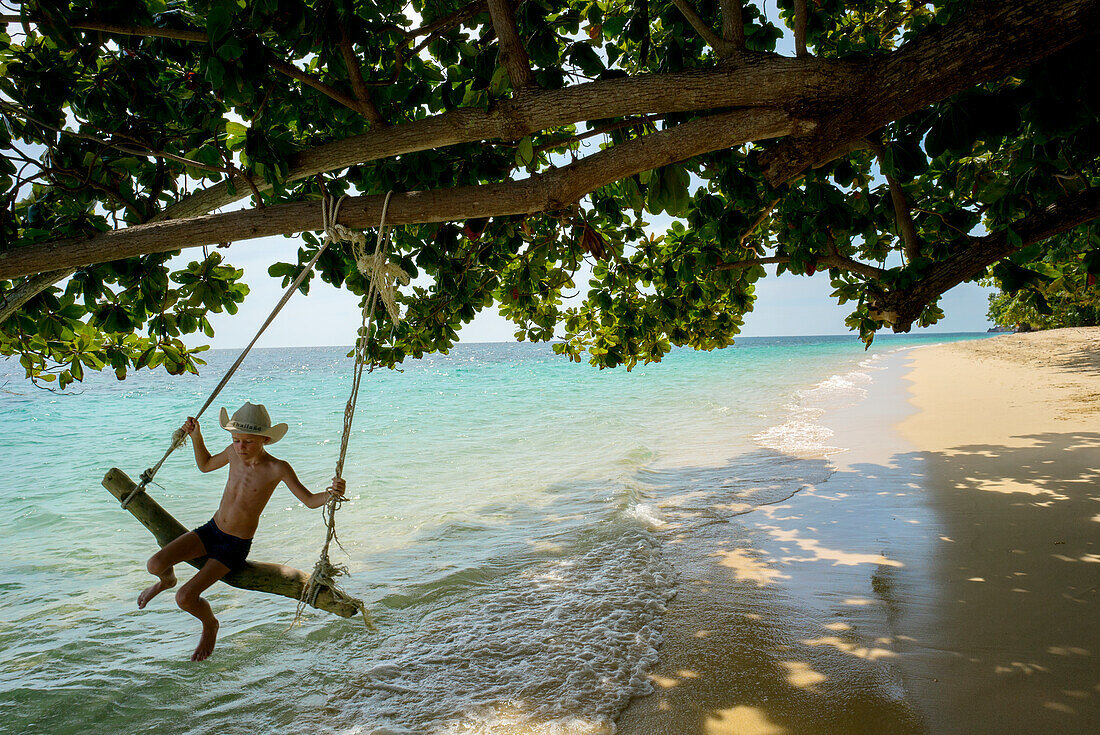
top-left (0, 333), bottom-right (987, 734)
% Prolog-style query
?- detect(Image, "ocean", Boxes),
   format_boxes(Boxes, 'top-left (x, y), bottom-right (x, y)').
top-left (0, 333), bottom-right (987, 734)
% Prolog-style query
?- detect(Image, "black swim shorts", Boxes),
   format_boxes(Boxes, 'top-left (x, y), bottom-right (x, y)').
top-left (193, 518), bottom-right (252, 571)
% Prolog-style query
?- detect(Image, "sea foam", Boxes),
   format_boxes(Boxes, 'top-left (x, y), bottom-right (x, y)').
top-left (753, 364), bottom-right (881, 457)
top-left (339, 524), bottom-right (675, 734)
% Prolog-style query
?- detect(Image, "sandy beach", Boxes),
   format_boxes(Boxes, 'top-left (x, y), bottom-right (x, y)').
top-left (617, 328), bottom-right (1100, 734)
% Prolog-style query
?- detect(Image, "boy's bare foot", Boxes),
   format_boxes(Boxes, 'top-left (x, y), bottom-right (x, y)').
top-left (137, 574), bottom-right (176, 609)
top-left (191, 619), bottom-right (219, 662)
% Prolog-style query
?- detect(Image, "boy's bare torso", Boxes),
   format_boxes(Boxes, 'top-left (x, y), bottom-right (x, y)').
top-left (214, 449), bottom-right (288, 539)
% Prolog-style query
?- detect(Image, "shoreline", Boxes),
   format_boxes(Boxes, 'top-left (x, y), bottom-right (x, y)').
top-left (616, 327), bottom-right (1099, 734)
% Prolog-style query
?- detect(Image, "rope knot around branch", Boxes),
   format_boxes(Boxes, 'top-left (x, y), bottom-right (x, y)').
top-left (354, 251), bottom-right (410, 323)
top-left (322, 192), bottom-right (409, 323)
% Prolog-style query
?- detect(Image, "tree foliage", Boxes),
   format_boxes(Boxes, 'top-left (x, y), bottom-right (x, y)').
top-left (987, 289), bottom-right (1100, 331)
top-left (985, 225), bottom-right (1100, 328)
top-left (1, 0), bottom-right (1099, 388)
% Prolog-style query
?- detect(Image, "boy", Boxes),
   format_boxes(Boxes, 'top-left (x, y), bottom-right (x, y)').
top-left (136, 401), bottom-right (345, 662)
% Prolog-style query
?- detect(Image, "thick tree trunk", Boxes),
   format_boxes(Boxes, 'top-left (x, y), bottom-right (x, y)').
top-left (760, 0), bottom-right (1100, 184)
top-left (102, 467), bottom-right (361, 618)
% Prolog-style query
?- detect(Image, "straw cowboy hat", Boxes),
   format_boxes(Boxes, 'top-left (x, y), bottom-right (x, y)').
top-left (219, 402), bottom-right (288, 443)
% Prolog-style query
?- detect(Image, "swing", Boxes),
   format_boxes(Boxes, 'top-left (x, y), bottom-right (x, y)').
top-left (102, 192), bottom-right (407, 626)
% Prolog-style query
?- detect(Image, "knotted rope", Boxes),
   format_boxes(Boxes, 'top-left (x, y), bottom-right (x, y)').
top-left (324, 195), bottom-right (409, 323)
top-left (294, 190), bottom-right (399, 630)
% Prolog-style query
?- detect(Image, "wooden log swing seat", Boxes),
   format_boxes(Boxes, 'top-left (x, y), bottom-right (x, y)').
top-left (104, 467), bottom-right (360, 617)
top-left (109, 192), bottom-right (403, 626)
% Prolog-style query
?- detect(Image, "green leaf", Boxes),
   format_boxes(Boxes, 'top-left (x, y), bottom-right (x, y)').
top-left (207, 3), bottom-right (235, 44)
top-left (1005, 228), bottom-right (1023, 250)
top-left (516, 136), bottom-right (535, 168)
top-left (568, 42), bottom-right (605, 77)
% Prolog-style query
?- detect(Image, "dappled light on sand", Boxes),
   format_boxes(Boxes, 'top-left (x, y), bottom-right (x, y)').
top-left (762, 526), bottom-right (904, 568)
top-left (949, 473), bottom-right (1072, 501)
top-left (705, 706), bottom-right (789, 735)
top-left (649, 669), bottom-right (702, 689)
top-left (781, 661), bottom-right (827, 689)
top-left (711, 548), bottom-right (790, 586)
top-left (800, 636), bottom-right (897, 662)
top-left (617, 432), bottom-right (929, 735)
top-left (616, 332), bottom-right (1100, 735)
top-left (893, 332), bottom-right (1100, 734)
top-left (650, 674), bottom-right (682, 689)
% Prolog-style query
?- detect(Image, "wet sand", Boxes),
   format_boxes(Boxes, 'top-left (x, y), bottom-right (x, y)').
top-left (616, 328), bottom-right (1099, 734)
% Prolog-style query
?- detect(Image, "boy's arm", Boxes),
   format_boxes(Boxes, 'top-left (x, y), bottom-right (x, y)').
top-left (280, 462), bottom-right (345, 509)
top-left (181, 417), bottom-right (230, 473)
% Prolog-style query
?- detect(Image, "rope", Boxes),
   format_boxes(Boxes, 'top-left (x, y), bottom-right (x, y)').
top-left (293, 191), bottom-right (398, 629)
top-left (122, 195), bottom-right (345, 508)
top-left (326, 196), bottom-right (409, 323)
top-left (125, 189), bottom-right (404, 629)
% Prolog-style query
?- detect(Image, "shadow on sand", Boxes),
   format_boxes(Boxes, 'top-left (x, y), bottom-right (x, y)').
top-left (616, 432), bottom-right (1099, 735)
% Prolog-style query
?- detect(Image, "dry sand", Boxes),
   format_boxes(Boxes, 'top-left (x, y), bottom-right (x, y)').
top-left (616, 328), bottom-right (1099, 735)
top-left (894, 327), bottom-right (1100, 733)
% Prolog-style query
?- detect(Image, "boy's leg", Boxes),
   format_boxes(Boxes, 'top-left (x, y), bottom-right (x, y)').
top-left (175, 558), bottom-right (231, 662)
top-left (137, 531), bottom-right (206, 609)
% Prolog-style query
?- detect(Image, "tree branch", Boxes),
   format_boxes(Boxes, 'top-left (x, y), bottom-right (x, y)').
top-left (720, 0), bottom-right (745, 49)
top-left (714, 251), bottom-right (886, 279)
top-left (156, 59), bottom-right (836, 220)
top-left (0, 268), bottom-right (74, 324)
top-left (912, 206), bottom-right (974, 236)
top-left (870, 140), bottom-right (922, 262)
top-left (67, 20), bottom-right (206, 42)
top-left (794, 0), bottom-right (809, 57)
top-left (264, 56), bottom-right (374, 118)
top-left (338, 29), bottom-right (386, 124)
top-left (738, 196), bottom-right (780, 249)
top-left (0, 110), bottom-right (799, 280)
top-left (497, 115), bottom-right (661, 154)
top-left (487, 0), bottom-right (537, 91)
top-left (65, 21), bottom-right (376, 120)
top-left (412, 3), bottom-right (488, 55)
top-left (670, 0), bottom-right (738, 58)
top-left (880, 2), bottom-right (921, 47)
top-left (874, 186), bottom-right (1100, 331)
top-left (410, 0), bottom-right (488, 42)
top-left (717, 255), bottom-right (790, 269)
top-left (810, 138), bottom-right (873, 167)
top-left (0, 99), bottom-right (233, 176)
